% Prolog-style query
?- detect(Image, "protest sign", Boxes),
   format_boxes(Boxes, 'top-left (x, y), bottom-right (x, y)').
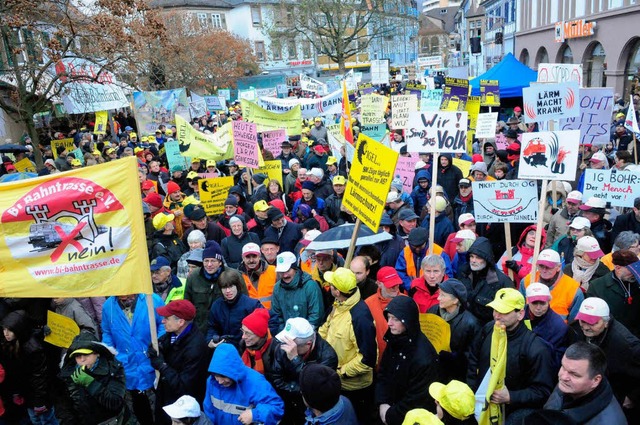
top-left (133, 88), bottom-right (190, 136)
top-left (419, 313), bottom-right (451, 353)
top-left (0, 157), bottom-right (151, 297)
top-left (72, 148), bottom-right (85, 165)
top-left (480, 80), bottom-right (500, 107)
top-left (262, 129), bottom-right (287, 158)
top-left (51, 138), bottom-right (76, 159)
top-left (371, 60), bottom-right (390, 85)
top-left (241, 99), bottom-right (302, 136)
top-left (94, 111), bottom-right (108, 135)
top-left (300, 74), bottom-right (327, 94)
top-left (360, 94), bottom-right (387, 125)
top-left (466, 96), bottom-right (481, 144)
top-left (361, 123), bottom-right (387, 141)
top-left (205, 95), bottom-right (226, 112)
top-left (44, 310), bottom-right (80, 348)
top-left (164, 141), bottom-right (189, 171)
top-left (359, 83), bottom-right (374, 95)
top-left (472, 180), bottom-right (539, 223)
top-left (476, 113), bottom-right (499, 139)
top-left (218, 89), bottom-right (231, 101)
top-left (259, 90), bottom-right (342, 119)
top-left (189, 93), bottom-right (208, 119)
top-left (13, 158), bottom-right (36, 173)
top-left (343, 134), bottom-right (398, 232)
top-left (420, 89), bottom-right (443, 112)
top-left (406, 111), bottom-right (468, 154)
top-left (560, 88), bottom-right (614, 145)
top-left (440, 78), bottom-right (469, 111)
top-left (256, 87), bottom-right (277, 98)
top-left (199, 177), bottom-right (234, 215)
top-left (175, 115), bottom-right (231, 160)
top-left (238, 89), bottom-right (257, 101)
top-left (394, 156), bottom-right (419, 193)
top-left (517, 130), bottom-right (580, 181)
top-left (522, 82), bottom-right (579, 123)
top-left (405, 83), bottom-right (427, 98)
top-left (391, 95), bottom-right (418, 129)
top-left (255, 160), bottom-right (283, 186)
top-left (453, 158), bottom-right (471, 178)
top-left (582, 169), bottom-right (640, 207)
top-left (233, 121), bottom-right (259, 168)
top-left (537, 63), bottom-right (583, 87)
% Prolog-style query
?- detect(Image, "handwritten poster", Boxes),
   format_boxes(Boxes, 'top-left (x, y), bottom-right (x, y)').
top-left (522, 82), bottom-right (580, 123)
top-left (583, 169), bottom-right (640, 207)
top-left (560, 88), bottom-right (614, 145)
top-left (472, 180), bottom-right (539, 223)
top-left (391, 94), bottom-right (418, 129)
top-left (261, 129), bottom-right (287, 157)
top-left (405, 111), bottom-right (468, 154)
top-left (476, 113), bottom-right (499, 139)
top-left (233, 121), bottom-right (259, 168)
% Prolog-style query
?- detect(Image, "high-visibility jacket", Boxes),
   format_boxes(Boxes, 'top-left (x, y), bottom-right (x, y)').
top-left (402, 244), bottom-right (444, 280)
top-left (242, 265), bottom-right (277, 309)
top-left (522, 272), bottom-right (583, 322)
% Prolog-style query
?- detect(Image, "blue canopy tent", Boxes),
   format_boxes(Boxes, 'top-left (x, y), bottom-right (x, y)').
top-left (469, 53), bottom-right (538, 98)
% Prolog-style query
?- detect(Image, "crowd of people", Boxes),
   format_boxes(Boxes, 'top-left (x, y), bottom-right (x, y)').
top-left (1, 87), bottom-right (640, 425)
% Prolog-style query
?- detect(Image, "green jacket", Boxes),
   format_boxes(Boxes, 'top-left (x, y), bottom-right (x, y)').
top-left (268, 270), bottom-right (324, 336)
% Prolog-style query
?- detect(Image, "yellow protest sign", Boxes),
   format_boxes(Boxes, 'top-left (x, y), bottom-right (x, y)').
top-left (13, 158), bottom-right (36, 173)
top-left (255, 160), bottom-right (283, 186)
top-left (175, 115), bottom-right (231, 160)
top-left (199, 176), bottom-right (234, 215)
top-left (0, 157), bottom-right (152, 297)
top-left (94, 111), bottom-right (109, 135)
top-left (241, 99), bottom-right (302, 136)
top-left (453, 158), bottom-right (472, 178)
top-left (342, 133), bottom-right (398, 232)
top-left (44, 310), bottom-right (80, 348)
top-left (419, 313), bottom-right (451, 353)
top-left (51, 138), bottom-right (75, 159)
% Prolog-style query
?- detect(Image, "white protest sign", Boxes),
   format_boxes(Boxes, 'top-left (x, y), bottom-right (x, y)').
top-left (189, 95), bottom-right (208, 119)
top-left (472, 180), bottom-right (539, 223)
top-left (537, 63), bottom-right (583, 87)
top-left (262, 129), bottom-right (287, 157)
top-left (522, 82), bottom-right (580, 123)
top-left (258, 90), bottom-right (342, 119)
top-left (560, 88), bottom-right (614, 145)
top-left (371, 59), bottom-right (390, 85)
top-left (205, 96), bottom-right (226, 112)
top-left (391, 95), bottom-right (418, 129)
top-left (218, 89), bottom-right (231, 101)
top-left (300, 74), bottom-right (327, 94)
top-left (475, 113), bottom-right (499, 139)
top-left (517, 130), bottom-right (580, 181)
top-left (582, 169), bottom-right (640, 207)
top-left (405, 111), bottom-right (468, 153)
top-left (360, 94), bottom-right (387, 125)
top-left (256, 87), bottom-right (277, 97)
top-left (239, 89), bottom-right (257, 101)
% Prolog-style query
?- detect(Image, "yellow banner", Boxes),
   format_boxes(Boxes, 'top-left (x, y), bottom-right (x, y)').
top-left (255, 160), bottom-right (283, 187)
top-left (419, 313), bottom-right (451, 353)
top-left (199, 176), bottom-right (234, 216)
top-left (175, 114), bottom-right (232, 160)
top-left (342, 133), bottom-right (398, 232)
top-left (453, 158), bottom-right (472, 178)
top-left (44, 310), bottom-right (80, 348)
top-left (241, 99), bottom-right (302, 136)
top-left (94, 111), bottom-right (108, 135)
top-left (51, 138), bottom-right (75, 159)
top-left (0, 157), bottom-right (152, 297)
top-left (14, 158), bottom-right (36, 173)
top-left (478, 322), bottom-right (507, 425)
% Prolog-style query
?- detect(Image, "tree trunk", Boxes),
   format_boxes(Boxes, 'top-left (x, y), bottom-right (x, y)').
top-left (22, 110), bottom-right (44, 170)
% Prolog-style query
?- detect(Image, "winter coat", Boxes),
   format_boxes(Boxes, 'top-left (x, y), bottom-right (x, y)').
top-left (409, 277), bottom-right (441, 313)
top-left (436, 154), bottom-right (463, 201)
top-left (263, 220), bottom-right (304, 254)
top-left (251, 184), bottom-right (269, 205)
top-left (458, 237), bottom-right (514, 323)
top-left (221, 230), bottom-right (261, 269)
top-left (498, 224), bottom-right (547, 283)
top-left (468, 321), bottom-right (556, 415)
top-left (323, 193), bottom-right (345, 227)
top-left (544, 378), bottom-right (627, 425)
top-left (376, 297), bottom-right (441, 424)
top-left (292, 196), bottom-right (326, 218)
top-left (319, 289), bottom-right (378, 391)
top-left (204, 343), bottom-right (284, 425)
top-left (611, 211), bottom-right (640, 246)
top-left (525, 306), bottom-right (568, 368)
top-left (452, 195), bottom-right (474, 231)
top-left (556, 235), bottom-right (578, 265)
top-left (268, 270), bottom-right (324, 335)
top-left (410, 170), bottom-right (431, 215)
top-left (313, 179), bottom-right (334, 202)
top-left (150, 231), bottom-right (187, 270)
top-left (520, 272), bottom-right (584, 323)
top-left (590, 217), bottom-right (613, 254)
top-left (183, 221), bottom-right (226, 245)
top-left (206, 294), bottom-right (262, 348)
top-left (365, 291), bottom-right (408, 367)
top-left (542, 181), bottom-right (568, 225)
top-left (545, 207), bottom-right (578, 248)
top-left (562, 261), bottom-right (610, 290)
top-left (101, 294), bottom-right (166, 391)
top-left (54, 298), bottom-right (98, 336)
top-left (420, 212), bottom-right (455, 247)
top-left (303, 396), bottom-right (358, 425)
top-left (377, 233), bottom-right (406, 268)
top-left (587, 271), bottom-right (640, 337)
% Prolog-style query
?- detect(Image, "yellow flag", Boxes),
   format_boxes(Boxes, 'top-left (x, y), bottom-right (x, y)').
top-left (478, 322), bottom-right (507, 425)
top-left (94, 111), bottom-right (109, 135)
top-left (241, 99), bottom-right (302, 136)
top-left (175, 114), bottom-right (231, 160)
top-left (0, 157), bottom-right (152, 297)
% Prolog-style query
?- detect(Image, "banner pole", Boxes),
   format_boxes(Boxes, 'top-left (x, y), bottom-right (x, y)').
top-left (504, 222), bottom-right (515, 282)
top-left (344, 219), bottom-right (362, 268)
top-left (429, 152), bottom-right (439, 254)
top-left (530, 179), bottom-right (548, 282)
top-left (634, 133), bottom-right (638, 165)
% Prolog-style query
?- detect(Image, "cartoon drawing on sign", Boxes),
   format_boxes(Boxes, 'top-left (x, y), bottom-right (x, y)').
top-left (522, 133), bottom-right (570, 174)
top-left (518, 130), bottom-right (580, 181)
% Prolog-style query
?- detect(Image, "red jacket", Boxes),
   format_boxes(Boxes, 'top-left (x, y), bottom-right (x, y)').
top-left (409, 276), bottom-right (448, 313)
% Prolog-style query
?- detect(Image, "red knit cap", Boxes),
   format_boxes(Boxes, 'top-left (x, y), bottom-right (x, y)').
top-left (242, 308), bottom-right (270, 338)
top-left (472, 154), bottom-right (483, 164)
top-left (166, 181), bottom-right (181, 195)
top-left (143, 192), bottom-right (163, 209)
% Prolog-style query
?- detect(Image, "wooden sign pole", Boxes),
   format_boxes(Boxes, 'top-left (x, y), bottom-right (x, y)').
top-left (344, 219), bottom-right (362, 268)
top-left (530, 179), bottom-right (549, 281)
top-left (428, 152), bottom-right (439, 254)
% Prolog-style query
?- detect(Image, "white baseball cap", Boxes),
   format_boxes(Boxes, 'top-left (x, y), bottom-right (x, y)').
top-left (566, 190), bottom-right (583, 204)
top-left (569, 216), bottom-right (591, 230)
top-left (579, 196), bottom-right (607, 211)
top-left (242, 243), bottom-right (260, 257)
top-left (303, 229), bottom-right (322, 242)
top-left (590, 151), bottom-right (607, 163)
top-left (307, 167), bottom-right (324, 179)
top-left (526, 282), bottom-right (551, 303)
top-left (458, 213), bottom-right (476, 225)
top-left (537, 249), bottom-right (561, 268)
top-left (275, 251), bottom-right (297, 272)
top-left (386, 191), bottom-right (402, 203)
top-left (451, 229), bottom-right (476, 243)
top-left (276, 317), bottom-right (314, 342)
top-left (576, 297), bottom-right (610, 325)
top-left (576, 236), bottom-right (604, 260)
top-left (162, 395), bottom-right (201, 419)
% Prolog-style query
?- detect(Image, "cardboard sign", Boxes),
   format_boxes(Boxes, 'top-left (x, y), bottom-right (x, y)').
top-left (419, 313), bottom-right (451, 353)
top-left (199, 176), bottom-right (234, 215)
top-left (391, 95), bottom-right (418, 129)
top-left (394, 156), bottom-right (420, 193)
top-left (261, 129), bottom-right (287, 158)
top-left (522, 82), bottom-right (580, 123)
top-left (255, 160), bottom-right (283, 187)
top-left (360, 123), bottom-right (387, 142)
top-left (405, 111), bottom-right (468, 154)
top-left (537, 63), bottom-right (583, 87)
top-left (44, 310), bottom-right (80, 348)
top-left (13, 158), bottom-right (36, 173)
top-left (480, 80), bottom-right (500, 107)
top-left (560, 88), bottom-right (614, 145)
top-left (94, 111), bottom-right (108, 135)
top-left (517, 130), bottom-right (580, 181)
top-left (164, 141), bottom-right (189, 172)
top-left (343, 134), bottom-right (399, 232)
top-left (582, 169), bottom-right (640, 208)
top-left (440, 78), bottom-right (469, 111)
top-left (360, 94), bottom-right (387, 125)
top-left (51, 138), bottom-right (76, 159)
top-left (476, 113), bottom-right (499, 139)
top-left (420, 89), bottom-right (443, 112)
top-left (472, 180), bottom-right (539, 223)
top-left (233, 121), bottom-right (259, 168)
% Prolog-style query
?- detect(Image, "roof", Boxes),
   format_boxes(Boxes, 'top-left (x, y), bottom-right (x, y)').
top-left (149, 0), bottom-right (236, 9)
top-left (425, 6), bottom-right (459, 33)
top-left (469, 53), bottom-right (538, 98)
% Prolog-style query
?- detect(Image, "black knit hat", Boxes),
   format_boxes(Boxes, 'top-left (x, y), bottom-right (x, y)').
top-left (299, 364), bottom-right (341, 413)
top-left (267, 207), bottom-right (284, 223)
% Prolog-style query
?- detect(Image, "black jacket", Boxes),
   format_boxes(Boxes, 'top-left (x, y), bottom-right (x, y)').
top-left (436, 153), bottom-right (463, 202)
top-left (221, 230), bottom-right (261, 269)
top-left (323, 193), bottom-right (345, 227)
top-left (264, 221), bottom-right (303, 254)
top-left (611, 211), bottom-right (640, 246)
top-left (150, 231), bottom-right (187, 270)
top-left (457, 237), bottom-right (514, 323)
top-left (590, 217), bottom-right (613, 254)
top-left (376, 297), bottom-right (441, 425)
top-left (314, 179), bottom-right (334, 202)
top-left (183, 221), bottom-right (226, 245)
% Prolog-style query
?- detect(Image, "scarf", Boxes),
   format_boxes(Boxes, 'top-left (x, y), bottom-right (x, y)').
top-left (242, 338), bottom-right (271, 374)
top-left (571, 257), bottom-right (600, 290)
top-left (439, 305), bottom-right (460, 322)
top-left (458, 192), bottom-right (473, 203)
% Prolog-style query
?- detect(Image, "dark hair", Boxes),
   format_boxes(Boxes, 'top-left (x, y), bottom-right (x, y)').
top-left (218, 269), bottom-right (243, 290)
top-left (634, 197), bottom-right (640, 209)
top-left (357, 245), bottom-right (381, 264)
top-left (564, 342), bottom-right (607, 379)
top-left (616, 150), bottom-right (632, 163)
top-left (494, 162), bottom-right (509, 173)
top-left (174, 418), bottom-right (197, 425)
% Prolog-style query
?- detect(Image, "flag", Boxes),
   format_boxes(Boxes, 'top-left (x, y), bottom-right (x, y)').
top-left (175, 114), bottom-right (232, 159)
top-left (341, 80), bottom-right (354, 145)
top-left (477, 322), bottom-right (507, 425)
top-left (625, 95), bottom-right (639, 134)
top-left (0, 157), bottom-right (152, 297)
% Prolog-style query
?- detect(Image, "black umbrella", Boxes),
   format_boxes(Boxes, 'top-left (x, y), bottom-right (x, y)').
top-left (0, 144), bottom-right (29, 153)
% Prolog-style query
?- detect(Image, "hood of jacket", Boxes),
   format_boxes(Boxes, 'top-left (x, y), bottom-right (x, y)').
top-left (482, 139), bottom-right (497, 155)
top-left (0, 310), bottom-right (31, 341)
top-left (467, 236), bottom-right (496, 266)
top-left (438, 153), bottom-right (452, 171)
top-left (68, 332), bottom-right (117, 360)
top-left (229, 185), bottom-right (247, 204)
top-left (415, 169), bottom-right (431, 183)
top-left (383, 296), bottom-right (420, 338)
top-left (208, 342), bottom-right (246, 383)
top-left (517, 224), bottom-right (546, 250)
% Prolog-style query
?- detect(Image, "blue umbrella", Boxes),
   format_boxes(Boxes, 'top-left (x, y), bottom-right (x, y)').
top-left (0, 172), bottom-right (38, 183)
top-left (306, 223), bottom-right (392, 251)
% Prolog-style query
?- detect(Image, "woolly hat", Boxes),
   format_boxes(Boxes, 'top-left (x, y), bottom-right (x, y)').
top-left (224, 196), bottom-right (238, 207)
top-left (166, 181), bottom-right (181, 195)
top-left (267, 207), bottom-right (284, 222)
top-left (612, 249), bottom-right (639, 267)
top-left (241, 308), bottom-right (270, 338)
top-left (202, 241), bottom-right (223, 261)
top-left (299, 364), bottom-right (341, 413)
top-left (439, 279), bottom-right (468, 304)
top-left (252, 173), bottom-right (268, 185)
top-left (143, 192), bottom-right (163, 209)
top-left (301, 181), bottom-right (316, 191)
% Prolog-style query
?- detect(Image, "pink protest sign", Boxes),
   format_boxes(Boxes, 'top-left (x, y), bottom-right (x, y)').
top-left (394, 156), bottom-right (419, 193)
top-left (262, 129), bottom-right (287, 157)
top-left (233, 121), bottom-right (259, 168)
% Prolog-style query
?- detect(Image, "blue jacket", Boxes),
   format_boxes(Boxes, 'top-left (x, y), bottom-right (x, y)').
top-left (526, 306), bottom-right (568, 369)
top-left (304, 396), bottom-right (358, 425)
top-left (292, 197), bottom-right (325, 217)
top-left (101, 294), bottom-right (166, 391)
top-left (206, 293), bottom-right (262, 348)
top-left (420, 212), bottom-right (455, 248)
top-left (396, 246), bottom-right (454, 291)
top-left (204, 343), bottom-right (284, 425)
top-left (264, 221), bottom-right (303, 254)
top-left (410, 170), bottom-right (431, 215)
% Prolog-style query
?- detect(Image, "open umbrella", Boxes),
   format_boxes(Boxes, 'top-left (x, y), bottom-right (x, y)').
top-left (0, 144), bottom-right (29, 153)
top-left (0, 172), bottom-right (38, 183)
top-left (306, 223), bottom-right (392, 251)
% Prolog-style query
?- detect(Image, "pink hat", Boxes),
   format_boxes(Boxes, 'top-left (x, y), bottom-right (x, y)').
top-left (576, 298), bottom-right (609, 325)
top-left (526, 282), bottom-right (551, 303)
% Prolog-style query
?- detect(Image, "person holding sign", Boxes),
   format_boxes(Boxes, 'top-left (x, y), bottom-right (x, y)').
top-left (376, 296), bottom-right (441, 425)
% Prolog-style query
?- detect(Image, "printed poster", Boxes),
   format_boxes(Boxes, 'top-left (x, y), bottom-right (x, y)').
top-left (480, 80), bottom-right (500, 107)
top-left (517, 130), bottom-right (580, 181)
top-left (255, 160), bottom-right (283, 186)
top-left (199, 177), bottom-right (234, 216)
top-left (93, 111), bottom-right (108, 135)
top-left (440, 78), bottom-right (469, 111)
top-left (522, 82), bottom-right (579, 123)
top-left (476, 113), bottom-right (499, 139)
top-left (133, 88), bottom-right (190, 136)
top-left (472, 180), bottom-right (539, 223)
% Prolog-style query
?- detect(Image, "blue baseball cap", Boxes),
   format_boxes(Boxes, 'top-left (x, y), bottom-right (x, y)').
top-left (150, 256), bottom-right (171, 271)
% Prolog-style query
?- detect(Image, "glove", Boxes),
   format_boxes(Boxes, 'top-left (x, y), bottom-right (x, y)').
top-left (13, 394), bottom-right (25, 406)
top-left (71, 367), bottom-right (95, 387)
top-left (505, 260), bottom-right (521, 273)
top-left (147, 344), bottom-right (165, 370)
top-left (43, 325), bottom-right (52, 336)
top-left (33, 406), bottom-right (48, 415)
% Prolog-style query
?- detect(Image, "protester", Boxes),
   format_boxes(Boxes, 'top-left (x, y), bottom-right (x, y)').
top-left (524, 282), bottom-right (568, 367)
top-left (299, 364), bottom-right (357, 425)
top-left (162, 395), bottom-right (212, 425)
top-left (428, 380), bottom-right (476, 424)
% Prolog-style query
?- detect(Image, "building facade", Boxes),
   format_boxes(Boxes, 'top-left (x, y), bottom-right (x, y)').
top-left (454, 0), bottom-right (486, 77)
top-left (481, 0), bottom-right (516, 69)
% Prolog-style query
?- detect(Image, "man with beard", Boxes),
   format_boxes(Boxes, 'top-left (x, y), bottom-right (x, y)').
top-left (238, 243), bottom-right (277, 309)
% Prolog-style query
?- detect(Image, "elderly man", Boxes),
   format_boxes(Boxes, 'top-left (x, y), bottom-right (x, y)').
top-left (151, 256), bottom-right (184, 302)
top-left (611, 197), bottom-right (640, 244)
top-left (602, 231), bottom-right (640, 270)
top-left (264, 208), bottom-right (303, 253)
top-left (546, 190), bottom-right (583, 248)
top-left (410, 255), bottom-right (447, 313)
top-left (396, 227), bottom-right (452, 291)
top-left (579, 197), bottom-right (612, 254)
top-left (238, 242), bottom-right (277, 309)
top-left (307, 167), bottom-right (333, 200)
top-left (323, 175), bottom-right (347, 227)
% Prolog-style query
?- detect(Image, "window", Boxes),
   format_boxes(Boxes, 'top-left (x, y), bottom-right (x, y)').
top-left (287, 40), bottom-right (296, 59)
top-left (197, 13), bottom-right (208, 27)
top-left (271, 40), bottom-right (282, 60)
top-left (251, 6), bottom-right (262, 26)
top-left (211, 14), bottom-right (226, 29)
top-left (254, 41), bottom-right (265, 61)
top-left (302, 41), bottom-right (311, 58)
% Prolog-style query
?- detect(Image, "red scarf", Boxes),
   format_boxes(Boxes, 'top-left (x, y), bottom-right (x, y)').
top-left (241, 338), bottom-right (272, 374)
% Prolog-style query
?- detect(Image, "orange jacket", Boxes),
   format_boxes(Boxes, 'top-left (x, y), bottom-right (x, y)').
top-left (242, 265), bottom-right (277, 309)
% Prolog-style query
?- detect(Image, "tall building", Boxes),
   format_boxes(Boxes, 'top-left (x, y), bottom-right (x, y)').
top-left (423, 0), bottom-right (462, 13)
top-left (482, 0), bottom-right (516, 69)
